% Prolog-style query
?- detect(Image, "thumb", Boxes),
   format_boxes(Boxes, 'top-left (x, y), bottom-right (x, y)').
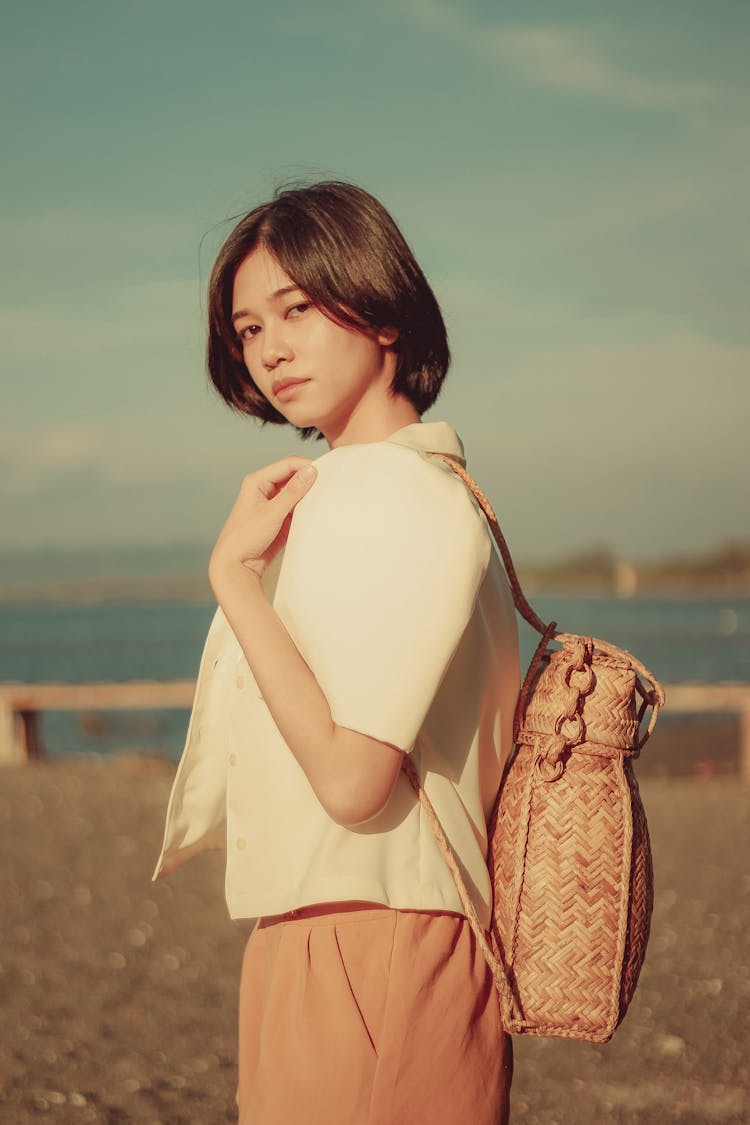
top-left (273, 462), bottom-right (317, 513)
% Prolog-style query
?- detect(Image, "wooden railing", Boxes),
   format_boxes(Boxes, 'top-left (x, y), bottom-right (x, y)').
top-left (1, 680), bottom-right (749, 782)
top-left (656, 682), bottom-right (750, 783)
top-left (0, 681), bottom-right (196, 766)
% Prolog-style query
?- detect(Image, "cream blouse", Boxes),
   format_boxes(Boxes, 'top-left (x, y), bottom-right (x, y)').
top-left (153, 421), bottom-right (520, 928)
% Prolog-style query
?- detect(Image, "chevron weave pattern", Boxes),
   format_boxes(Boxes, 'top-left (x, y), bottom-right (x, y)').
top-left (488, 633), bottom-right (662, 1041)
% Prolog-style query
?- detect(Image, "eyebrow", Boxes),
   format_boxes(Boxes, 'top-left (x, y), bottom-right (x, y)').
top-left (231, 285), bottom-right (303, 323)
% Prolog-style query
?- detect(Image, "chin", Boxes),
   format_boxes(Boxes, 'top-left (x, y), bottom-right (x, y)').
top-left (280, 408), bottom-right (325, 433)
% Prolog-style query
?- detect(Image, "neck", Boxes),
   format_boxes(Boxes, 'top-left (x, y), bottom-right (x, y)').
top-left (323, 387), bottom-right (421, 449)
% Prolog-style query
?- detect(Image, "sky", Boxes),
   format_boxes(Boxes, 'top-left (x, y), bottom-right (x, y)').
top-left (1, 0), bottom-right (748, 565)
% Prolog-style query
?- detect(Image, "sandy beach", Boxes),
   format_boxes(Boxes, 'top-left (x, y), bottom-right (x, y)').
top-left (1, 720), bottom-right (748, 1124)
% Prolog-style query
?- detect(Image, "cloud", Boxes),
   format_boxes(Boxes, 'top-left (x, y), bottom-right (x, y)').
top-left (0, 395), bottom-right (298, 500)
top-left (438, 274), bottom-right (582, 328)
top-left (435, 327), bottom-right (749, 559)
top-left (401, 0), bottom-right (719, 110)
top-left (0, 423), bottom-right (106, 495)
top-left (457, 329), bottom-right (749, 473)
top-left (0, 279), bottom-right (202, 364)
top-left (0, 207), bottom-right (197, 258)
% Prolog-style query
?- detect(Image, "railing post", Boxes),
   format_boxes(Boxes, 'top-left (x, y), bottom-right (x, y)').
top-left (19, 710), bottom-right (41, 760)
top-left (740, 708), bottom-right (750, 786)
top-left (0, 700), bottom-right (25, 765)
top-left (0, 700), bottom-right (12, 764)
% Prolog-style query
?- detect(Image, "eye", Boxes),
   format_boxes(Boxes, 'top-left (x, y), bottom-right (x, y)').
top-left (237, 323), bottom-right (260, 342)
top-left (287, 302), bottom-right (310, 318)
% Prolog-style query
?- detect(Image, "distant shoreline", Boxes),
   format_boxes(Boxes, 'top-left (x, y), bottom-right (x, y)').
top-left (0, 575), bottom-right (215, 605)
top-left (0, 573), bottom-right (749, 605)
top-left (1, 538), bottom-right (748, 603)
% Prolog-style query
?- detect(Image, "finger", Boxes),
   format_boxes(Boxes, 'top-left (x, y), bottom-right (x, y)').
top-left (246, 457), bottom-right (317, 500)
top-left (256, 456), bottom-right (316, 486)
top-left (267, 462), bottom-right (317, 515)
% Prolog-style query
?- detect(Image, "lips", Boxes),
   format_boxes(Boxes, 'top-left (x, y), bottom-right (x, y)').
top-left (272, 376), bottom-right (309, 397)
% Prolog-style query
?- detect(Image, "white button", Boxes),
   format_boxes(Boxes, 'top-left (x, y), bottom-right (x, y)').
top-left (229, 753), bottom-right (237, 766)
top-left (236, 837), bottom-right (247, 851)
top-left (235, 675), bottom-right (245, 689)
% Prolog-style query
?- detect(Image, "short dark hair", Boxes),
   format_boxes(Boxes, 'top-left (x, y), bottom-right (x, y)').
top-left (206, 181), bottom-right (450, 440)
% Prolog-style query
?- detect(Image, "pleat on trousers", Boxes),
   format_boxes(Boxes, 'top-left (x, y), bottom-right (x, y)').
top-left (237, 902), bottom-right (512, 1125)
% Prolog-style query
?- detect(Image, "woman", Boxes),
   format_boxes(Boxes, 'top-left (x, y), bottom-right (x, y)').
top-left (153, 181), bottom-right (520, 1124)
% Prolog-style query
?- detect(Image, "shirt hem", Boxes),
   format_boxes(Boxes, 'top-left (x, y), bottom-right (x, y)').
top-left (225, 875), bottom-right (491, 931)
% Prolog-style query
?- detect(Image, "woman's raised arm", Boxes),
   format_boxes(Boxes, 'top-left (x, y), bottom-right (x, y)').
top-left (208, 457), bottom-right (405, 828)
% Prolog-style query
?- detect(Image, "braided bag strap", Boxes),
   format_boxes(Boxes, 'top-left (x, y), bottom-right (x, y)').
top-left (423, 454), bottom-right (665, 740)
top-left (425, 453), bottom-right (550, 636)
top-left (425, 453), bottom-right (557, 740)
top-left (400, 754), bottom-right (518, 1028)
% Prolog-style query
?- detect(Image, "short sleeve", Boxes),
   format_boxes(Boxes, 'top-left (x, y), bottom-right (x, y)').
top-left (272, 442), bottom-right (492, 752)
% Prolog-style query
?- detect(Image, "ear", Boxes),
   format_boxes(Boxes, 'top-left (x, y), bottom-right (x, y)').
top-left (376, 325), bottom-right (399, 347)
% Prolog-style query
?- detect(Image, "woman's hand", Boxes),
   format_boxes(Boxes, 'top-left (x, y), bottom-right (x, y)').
top-left (209, 456), bottom-right (317, 590)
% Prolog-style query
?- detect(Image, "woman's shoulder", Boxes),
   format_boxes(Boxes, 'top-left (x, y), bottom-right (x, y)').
top-left (293, 439), bottom-right (490, 558)
top-left (312, 436), bottom-right (422, 481)
top-left (311, 438), bottom-right (467, 499)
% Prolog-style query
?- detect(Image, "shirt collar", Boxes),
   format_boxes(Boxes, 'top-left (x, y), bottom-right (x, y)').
top-left (386, 421), bottom-right (466, 466)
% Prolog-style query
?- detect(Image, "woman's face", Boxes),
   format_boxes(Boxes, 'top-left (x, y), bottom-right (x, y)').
top-left (231, 246), bottom-right (398, 444)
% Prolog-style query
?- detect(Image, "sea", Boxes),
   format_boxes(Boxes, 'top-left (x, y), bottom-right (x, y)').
top-left (1, 594), bottom-right (748, 761)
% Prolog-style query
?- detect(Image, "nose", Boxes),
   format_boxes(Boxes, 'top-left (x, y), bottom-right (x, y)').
top-left (261, 322), bottom-right (293, 371)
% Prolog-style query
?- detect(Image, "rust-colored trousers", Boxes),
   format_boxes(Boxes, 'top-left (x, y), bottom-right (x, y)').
top-left (237, 903), bottom-right (512, 1124)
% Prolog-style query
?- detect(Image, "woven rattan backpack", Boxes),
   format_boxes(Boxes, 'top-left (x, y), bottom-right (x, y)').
top-left (402, 454), bottom-right (666, 1044)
